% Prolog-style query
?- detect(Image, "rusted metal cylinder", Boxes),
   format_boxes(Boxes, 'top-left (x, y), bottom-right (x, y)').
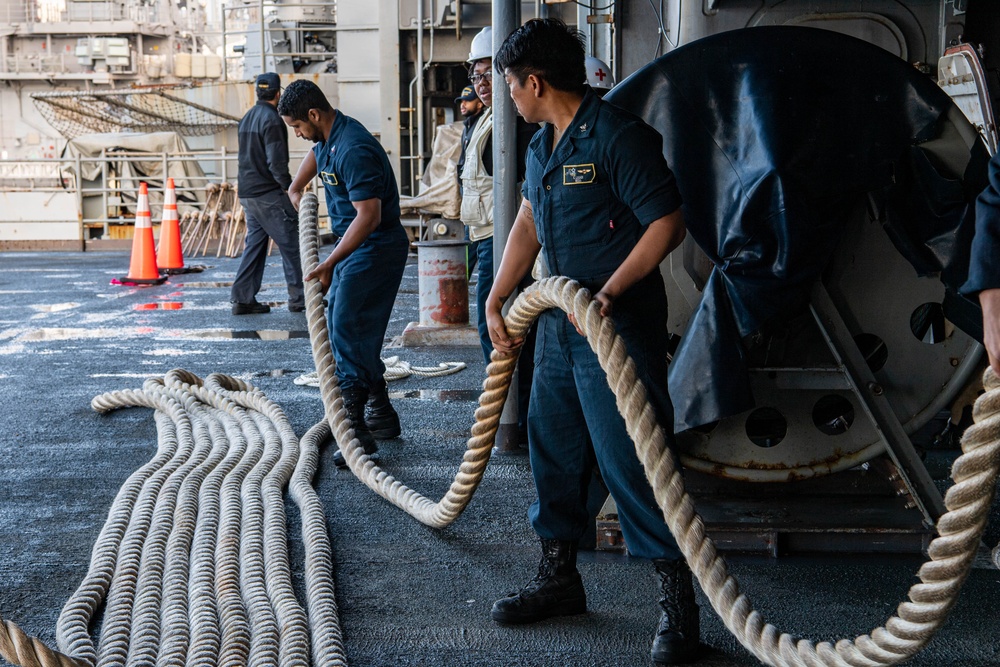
top-left (415, 240), bottom-right (471, 327)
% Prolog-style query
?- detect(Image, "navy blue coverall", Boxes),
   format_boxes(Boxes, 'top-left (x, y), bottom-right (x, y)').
top-left (314, 112), bottom-right (409, 395)
top-left (522, 89), bottom-right (684, 560)
top-left (965, 150), bottom-right (1000, 296)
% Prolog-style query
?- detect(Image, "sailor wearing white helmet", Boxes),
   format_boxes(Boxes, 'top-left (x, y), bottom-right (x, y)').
top-left (584, 55), bottom-right (615, 96)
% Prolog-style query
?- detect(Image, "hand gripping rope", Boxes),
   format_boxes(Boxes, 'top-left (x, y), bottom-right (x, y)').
top-left (297, 192), bottom-right (1000, 667)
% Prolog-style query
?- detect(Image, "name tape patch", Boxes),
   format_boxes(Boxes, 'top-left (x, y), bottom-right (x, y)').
top-left (563, 163), bottom-right (596, 185)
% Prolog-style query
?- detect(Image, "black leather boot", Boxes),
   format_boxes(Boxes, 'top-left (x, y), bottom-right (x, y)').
top-left (650, 559), bottom-right (700, 665)
top-left (491, 539), bottom-right (587, 624)
top-left (333, 388), bottom-right (378, 468)
top-left (366, 384), bottom-right (401, 439)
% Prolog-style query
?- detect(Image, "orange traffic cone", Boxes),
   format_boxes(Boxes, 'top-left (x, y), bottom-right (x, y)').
top-left (156, 178), bottom-right (201, 274)
top-left (120, 182), bottom-right (167, 285)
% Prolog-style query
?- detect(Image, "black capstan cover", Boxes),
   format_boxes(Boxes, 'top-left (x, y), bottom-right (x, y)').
top-left (607, 26), bottom-right (991, 432)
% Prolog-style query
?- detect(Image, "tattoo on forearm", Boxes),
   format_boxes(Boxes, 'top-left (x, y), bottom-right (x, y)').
top-left (521, 203), bottom-right (533, 222)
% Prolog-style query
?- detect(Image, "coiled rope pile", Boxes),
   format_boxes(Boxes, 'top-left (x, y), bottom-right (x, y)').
top-left (297, 192), bottom-right (1000, 666)
top-left (0, 369), bottom-right (345, 667)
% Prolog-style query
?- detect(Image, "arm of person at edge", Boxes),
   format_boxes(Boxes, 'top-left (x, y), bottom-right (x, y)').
top-left (567, 209), bottom-right (686, 335)
top-left (303, 198), bottom-right (382, 294)
top-left (967, 152), bottom-right (1000, 375)
top-left (485, 200), bottom-right (542, 356)
top-left (287, 149), bottom-right (317, 212)
top-left (981, 288), bottom-right (1000, 374)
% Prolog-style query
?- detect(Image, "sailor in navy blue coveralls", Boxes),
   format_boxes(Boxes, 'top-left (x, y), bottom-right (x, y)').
top-left (311, 115), bottom-right (409, 396)
top-left (281, 80), bottom-right (408, 460)
top-left (517, 87), bottom-right (684, 560)
top-left (487, 22), bottom-right (697, 659)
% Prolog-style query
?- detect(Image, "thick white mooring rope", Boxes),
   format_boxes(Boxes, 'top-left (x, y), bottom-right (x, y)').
top-left (297, 192), bottom-right (1000, 667)
top-left (0, 369), bottom-right (346, 667)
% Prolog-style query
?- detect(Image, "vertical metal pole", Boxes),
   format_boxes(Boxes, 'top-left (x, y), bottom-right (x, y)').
top-left (221, 7), bottom-right (228, 82)
top-left (76, 153), bottom-right (84, 251)
top-left (415, 0), bottom-right (425, 184)
top-left (160, 150), bottom-right (169, 232)
top-left (259, 0), bottom-right (266, 74)
top-left (493, 0), bottom-right (522, 453)
top-left (101, 148), bottom-right (108, 234)
top-left (221, 145), bottom-right (228, 184)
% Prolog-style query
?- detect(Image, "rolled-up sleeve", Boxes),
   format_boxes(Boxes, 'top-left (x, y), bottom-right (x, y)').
top-left (963, 151), bottom-right (1000, 295)
top-left (608, 122), bottom-right (682, 226)
top-left (344, 144), bottom-right (384, 202)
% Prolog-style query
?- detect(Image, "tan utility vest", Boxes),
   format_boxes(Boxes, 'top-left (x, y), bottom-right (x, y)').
top-left (460, 107), bottom-right (494, 242)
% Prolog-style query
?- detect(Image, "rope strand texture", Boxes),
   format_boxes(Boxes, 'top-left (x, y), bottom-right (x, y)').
top-left (298, 192), bottom-right (1000, 666)
top-left (297, 193), bottom-right (512, 528)
top-left (0, 370), bottom-right (345, 667)
top-left (293, 356), bottom-right (466, 388)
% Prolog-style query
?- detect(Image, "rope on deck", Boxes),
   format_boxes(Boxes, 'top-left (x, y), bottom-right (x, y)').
top-left (299, 191), bottom-right (1000, 667)
top-left (293, 357), bottom-right (467, 388)
top-left (0, 369), bottom-right (346, 667)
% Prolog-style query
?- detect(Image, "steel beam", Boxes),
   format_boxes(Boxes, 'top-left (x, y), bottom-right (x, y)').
top-left (810, 282), bottom-right (947, 524)
top-left (492, 0), bottom-right (523, 453)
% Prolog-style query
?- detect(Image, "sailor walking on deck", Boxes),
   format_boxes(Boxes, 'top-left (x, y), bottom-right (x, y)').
top-left (231, 72), bottom-right (305, 315)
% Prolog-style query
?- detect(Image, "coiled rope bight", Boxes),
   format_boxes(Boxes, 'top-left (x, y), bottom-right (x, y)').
top-left (0, 369), bottom-right (346, 667)
top-left (298, 191), bottom-right (1000, 667)
top-left (294, 356), bottom-right (466, 388)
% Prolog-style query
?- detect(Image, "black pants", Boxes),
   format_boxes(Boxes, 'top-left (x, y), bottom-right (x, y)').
top-left (231, 190), bottom-right (305, 308)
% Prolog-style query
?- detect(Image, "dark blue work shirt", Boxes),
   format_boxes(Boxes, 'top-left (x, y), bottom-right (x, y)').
top-left (963, 150), bottom-right (1000, 296)
top-left (313, 111), bottom-right (403, 238)
top-left (522, 89), bottom-right (682, 289)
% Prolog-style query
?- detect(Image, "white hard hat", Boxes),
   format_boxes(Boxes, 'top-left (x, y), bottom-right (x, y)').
top-left (585, 56), bottom-right (614, 91)
top-left (468, 27), bottom-right (493, 63)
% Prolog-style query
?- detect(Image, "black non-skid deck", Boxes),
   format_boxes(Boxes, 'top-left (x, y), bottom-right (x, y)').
top-left (0, 250), bottom-right (998, 667)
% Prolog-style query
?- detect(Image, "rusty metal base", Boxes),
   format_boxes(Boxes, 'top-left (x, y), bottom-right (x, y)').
top-left (396, 322), bottom-right (481, 347)
top-left (596, 457), bottom-right (935, 556)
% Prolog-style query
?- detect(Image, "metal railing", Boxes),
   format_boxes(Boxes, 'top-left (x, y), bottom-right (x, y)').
top-left (0, 149), bottom-right (329, 235)
top-left (0, 0), bottom-right (164, 25)
top-left (0, 0), bottom-right (215, 30)
top-left (3, 53), bottom-right (76, 75)
top-left (0, 0), bottom-right (40, 24)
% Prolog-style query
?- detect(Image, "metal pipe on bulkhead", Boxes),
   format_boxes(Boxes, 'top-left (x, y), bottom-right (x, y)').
top-left (416, 0), bottom-right (425, 186)
top-left (492, 0), bottom-right (522, 453)
top-left (259, 0), bottom-right (266, 74)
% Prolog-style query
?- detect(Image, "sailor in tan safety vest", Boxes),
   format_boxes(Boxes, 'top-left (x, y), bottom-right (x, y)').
top-left (461, 27), bottom-right (499, 363)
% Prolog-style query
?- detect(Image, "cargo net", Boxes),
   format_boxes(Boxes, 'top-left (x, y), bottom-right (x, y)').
top-left (30, 86), bottom-right (240, 139)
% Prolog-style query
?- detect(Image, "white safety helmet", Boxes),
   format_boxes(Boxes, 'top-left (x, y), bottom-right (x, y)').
top-left (585, 56), bottom-right (615, 92)
top-left (468, 27), bottom-right (493, 63)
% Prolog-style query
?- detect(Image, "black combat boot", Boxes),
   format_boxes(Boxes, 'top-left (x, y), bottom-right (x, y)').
top-left (332, 388), bottom-right (378, 468)
top-left (491, 539), bottom-right (587, 624)
top-left (650, 559), bottom-right (700, 665)
top-left (366, 384), bottom-right (401, 439)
